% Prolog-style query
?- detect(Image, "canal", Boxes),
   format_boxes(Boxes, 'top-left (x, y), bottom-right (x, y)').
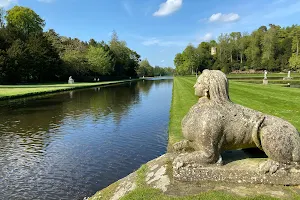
top-left (0, 78), bottom-right (173, 200)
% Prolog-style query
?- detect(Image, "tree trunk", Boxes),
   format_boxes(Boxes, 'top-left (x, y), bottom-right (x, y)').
top-left (240, 52), bottom-right (243, 64)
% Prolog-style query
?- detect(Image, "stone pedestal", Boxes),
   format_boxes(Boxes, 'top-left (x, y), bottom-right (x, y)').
top-left (263, 79), bottom-right (268, 85)
top-left (173, 158), bottom-right (300, 185)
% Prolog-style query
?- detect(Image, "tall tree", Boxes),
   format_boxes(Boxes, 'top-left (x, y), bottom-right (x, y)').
top-left (5, 6), bottom-right (45, 36)
top-left (137, 59), bottom-right (153, 77)
top-left (182, 44), bottom-right (198, 74)
top-left (87, 46), bottom-right (113, 75)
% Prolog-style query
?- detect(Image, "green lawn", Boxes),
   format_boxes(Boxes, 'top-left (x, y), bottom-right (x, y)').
top-left (0, 80), bottom-right (131, 100)
top-left (168, 76), bottom-right (300, 146)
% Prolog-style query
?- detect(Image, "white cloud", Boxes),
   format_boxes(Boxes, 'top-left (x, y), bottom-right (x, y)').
top-left (153, 0), bottom-right (182, 17)
top-left (122, 1), bottom-right (132, 16)
top-left (203, 33), bottom-right (213, 41)
top-left (196, 33), bottom-right (214, 42)
top-left (209, 13), bottom-right (240, 23)
top-left (0, 0), bottom-right (17, 7)
top-left (161, 60), bottom-right (165, 62)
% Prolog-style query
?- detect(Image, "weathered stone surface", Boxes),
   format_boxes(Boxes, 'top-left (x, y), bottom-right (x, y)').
top-left (89, 153), bottom-right (300, 200)
top-left (146, 154), bottom-right (171, 192)
top-left (173, 156), bottom-right (300, 185)
top-left (173, 69), bottom-right (300, 174)
top-left (110, 173), bottom-right (137, 200)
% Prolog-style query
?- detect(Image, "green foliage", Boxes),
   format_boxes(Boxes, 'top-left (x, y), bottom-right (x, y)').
top-left (62, 49), bottom-right (88, 75)
top-left (87, 46), bottom-right (113, 75)
top-left (136, 59), bottom-right (174, 77)
top-left (137, 59), bottom-right (153, 77)
top-left (0, 6), bottom-right (155, 84)
top-left (109, 30), bottom-right (140, 77)
top-left (5, 6), bottom-right (45, 36)
top-left (289, 54), bottom-right (300, 70)
top-left (175, 24), bottom-right (300, 74)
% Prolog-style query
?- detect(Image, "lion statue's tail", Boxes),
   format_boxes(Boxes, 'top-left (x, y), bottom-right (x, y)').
top-left (251, 115), bottom-right (266, 150)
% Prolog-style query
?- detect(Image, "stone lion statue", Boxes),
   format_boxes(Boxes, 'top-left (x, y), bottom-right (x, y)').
top-left (173, 69), bottom-right (300, 173)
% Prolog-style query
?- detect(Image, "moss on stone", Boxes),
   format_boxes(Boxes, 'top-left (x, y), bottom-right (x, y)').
top-left (88, 181), bottom-right (120, 200)
top-left (136, 164), bottom-right (148, 188)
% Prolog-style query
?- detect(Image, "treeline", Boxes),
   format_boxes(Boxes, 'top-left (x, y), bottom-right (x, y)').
top-left (174, 24), bottom-right (300, 75)
top-left (137, 59), bottom-right (174, 77)
top-left (0, 6), bottom-right (172, 84)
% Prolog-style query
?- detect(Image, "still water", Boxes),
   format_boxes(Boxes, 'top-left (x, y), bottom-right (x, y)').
top-left (0, 79), bottom-right (173, 200)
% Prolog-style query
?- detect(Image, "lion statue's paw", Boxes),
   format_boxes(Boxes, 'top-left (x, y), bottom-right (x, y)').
top-left (173, 140), bottom-right (193, 153)
top-left (259, 160), bottom-right (281, 174)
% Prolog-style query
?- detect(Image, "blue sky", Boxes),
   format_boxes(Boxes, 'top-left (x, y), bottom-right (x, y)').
top-left (1, 0), bottom-right (300, 68)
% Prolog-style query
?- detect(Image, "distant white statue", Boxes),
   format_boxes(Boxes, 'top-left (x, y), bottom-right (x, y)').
top-left (94, 78), bottom-right (96, 82)
top-left (97, 78), bottom-right (100, 82)
top-left (283, 71), bottom-right (292, 80)
top-left (68, 76), bottom-right (74, 84)
top-left (264, 70), bottom-right (268, 79)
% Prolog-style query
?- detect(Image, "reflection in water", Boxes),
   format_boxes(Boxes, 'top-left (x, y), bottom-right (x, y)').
top-left (0, 79), bottom-right (173, 200)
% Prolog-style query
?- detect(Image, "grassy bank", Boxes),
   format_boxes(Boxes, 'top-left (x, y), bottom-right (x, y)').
top-left (0, 80), bottom-right (135, 100)
top-left (169, 77), bottom-right (300, 146)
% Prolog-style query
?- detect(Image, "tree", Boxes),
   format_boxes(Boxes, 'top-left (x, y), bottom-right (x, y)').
top-left (237, 33), bottom-right (249, 64)
top-left (5, 6), bottom-right (45, 36)
top-left (6, 39), bottom-right (27, 83)
top-left (44, 29), bottom-right (64, 54)
top-left (25, 33), bottom-right (61, 82)
top-left (87, 46), bottom-right (113, 75)
top-left (0, 8), bottom-right (4, 28)
top-left (89, 39), bottom-right (97, 47)
top-left (196, 42), bottom-right (213, 71)
top-left (175, 24), bottom-right (300, 73)
top-left (137, 59), bottom-right (153, 77)
top-left (174, 53), bottom-right (184, 67)
top-left (182, 44), bottom-right (198, 74)
top-left (289, 26), bottom-right (300, 70)
top-left (245, 30), bottom-right (263, 69)
top-left (289, 54), bottom-right (300, 70)
top-left (0, 7), bottom-right (143, 83)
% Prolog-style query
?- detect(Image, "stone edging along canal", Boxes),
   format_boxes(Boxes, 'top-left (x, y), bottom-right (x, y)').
top-left (0, 79), bottom-right (140, 101)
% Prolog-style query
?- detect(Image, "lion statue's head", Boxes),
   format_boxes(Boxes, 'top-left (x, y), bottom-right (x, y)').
top-left (194, 69), bottom-right (230, 103)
